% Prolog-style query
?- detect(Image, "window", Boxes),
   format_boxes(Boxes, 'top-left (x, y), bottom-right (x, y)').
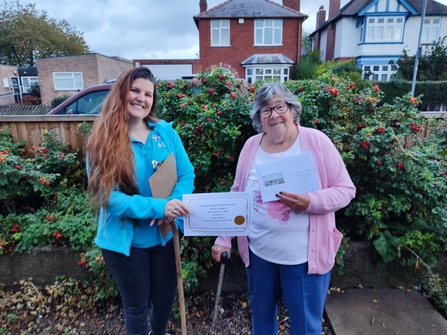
top-left (53, 72), bottom-right (83, 90)
top-left (254, 19), bottom-right (282, 46)
top-left (21, 77), bottom-right (39, 93)
top-left (211, 20), bottom-right (230, 46)
top-left (359, 19), bottom-right (364, 42)
top-left (422, 17), bottom-right (441, 43)
top-left (60, 90), bottom-right (110, 115)
top-left (245, 66), bottom-right (289, 83)
top-left (362, 63), bottom-right (397, 81)
top-left (365, 17), bottom-right (403, 42)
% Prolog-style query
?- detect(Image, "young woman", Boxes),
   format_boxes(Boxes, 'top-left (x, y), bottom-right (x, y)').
top-left (87, 67), bottom-right (194, 335)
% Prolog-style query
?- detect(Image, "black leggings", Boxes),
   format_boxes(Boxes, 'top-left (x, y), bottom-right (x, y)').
top-left (102, 239), bottom-right (177, 335)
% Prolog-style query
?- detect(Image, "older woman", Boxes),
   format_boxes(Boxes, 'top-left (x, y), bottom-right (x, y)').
top-left (211, 82), bottom-right (356, 335)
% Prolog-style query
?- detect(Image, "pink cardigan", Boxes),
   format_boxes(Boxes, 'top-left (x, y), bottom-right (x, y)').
top-left (215, 125), bottom-right (356, 274)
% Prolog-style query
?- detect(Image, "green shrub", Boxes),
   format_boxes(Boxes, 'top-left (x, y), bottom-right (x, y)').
top-left (1, 70), bottom-right (446, 301)
top-left (293, 50), bottom-right (321, 80)
top-left (285, 75), bottom-right (447, 264)
top-left (51, 95), bottom-right (71, 108)
top-left (372, 80), bottom-right (447, 108)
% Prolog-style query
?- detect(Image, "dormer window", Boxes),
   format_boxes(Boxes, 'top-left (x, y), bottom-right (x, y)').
top-left (254, 19), bottom-right (283, 46)
top-left (211, 20), bottom-right (230, 46)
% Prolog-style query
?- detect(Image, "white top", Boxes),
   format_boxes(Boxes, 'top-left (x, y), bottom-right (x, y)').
top-left (245, 135), bottom-right (310, 265)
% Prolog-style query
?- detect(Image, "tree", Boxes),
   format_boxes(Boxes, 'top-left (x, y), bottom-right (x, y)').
top-left (395, 36), bottom-right (447, 81)
top-left (0, 0), bottom-right (90, 66)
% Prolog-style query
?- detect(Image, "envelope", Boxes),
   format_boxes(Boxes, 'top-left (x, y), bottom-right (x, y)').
top-left (148, 153), bottom-right (177, 238)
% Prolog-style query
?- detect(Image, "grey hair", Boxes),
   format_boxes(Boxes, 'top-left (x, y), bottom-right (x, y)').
top-left (250, 82), bottom-right (302, 133)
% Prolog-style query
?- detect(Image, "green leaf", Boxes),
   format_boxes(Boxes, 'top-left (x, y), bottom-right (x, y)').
top-left (373, 230), bottom-right (400, 262)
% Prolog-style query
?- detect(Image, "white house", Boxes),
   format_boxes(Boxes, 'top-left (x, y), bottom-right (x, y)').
top-left (310, 0), bottom-right (447, 81)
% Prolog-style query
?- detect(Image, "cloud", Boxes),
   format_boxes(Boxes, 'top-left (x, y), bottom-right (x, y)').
top-left (31, 0), bottom-right (447, 60)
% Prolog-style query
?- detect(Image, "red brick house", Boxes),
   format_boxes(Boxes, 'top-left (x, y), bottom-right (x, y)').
top-left (137, 0), bottom-right (307, 83)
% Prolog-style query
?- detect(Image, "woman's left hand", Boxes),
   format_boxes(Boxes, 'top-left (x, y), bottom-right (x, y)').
top-left (276, 191), bottom-right (310, 215)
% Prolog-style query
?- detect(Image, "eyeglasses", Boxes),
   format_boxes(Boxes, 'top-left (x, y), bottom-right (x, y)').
top-left (258, 103), bottom-right (288, 118)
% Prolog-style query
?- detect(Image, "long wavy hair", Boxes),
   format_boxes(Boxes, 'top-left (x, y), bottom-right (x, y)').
top-left (87, 67), bottom-right (159, 207)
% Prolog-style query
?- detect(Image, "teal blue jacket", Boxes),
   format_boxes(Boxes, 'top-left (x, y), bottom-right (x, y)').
top-left (93, 121), bottom-right (195, 256)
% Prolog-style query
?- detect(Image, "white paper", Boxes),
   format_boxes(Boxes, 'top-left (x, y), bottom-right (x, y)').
top-left (183, 192), bottom-right (251, 236)
top-left (255, 151), bottom-right (320, 202)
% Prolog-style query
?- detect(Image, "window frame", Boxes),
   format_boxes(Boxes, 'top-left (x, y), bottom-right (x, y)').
top-left (210, 19), bottom-right (230, 47)
top-left (245, 65), bottom-right (289, 84)
top-left (254, 19), bottom-right (283, 46)
top-left (21, 76), bottom-right (39, 93)
top-left (362, 64), bottom-right (397, 82)
top-left (53, 72), bottom-right (83, 91)
top-left (364, 16), bottom-right (404, 43)
top-left (421, 17), bottom-right (441, 44)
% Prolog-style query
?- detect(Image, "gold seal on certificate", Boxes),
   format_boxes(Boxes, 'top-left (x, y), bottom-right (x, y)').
top-left (183, 192), bottom-right (251, 236)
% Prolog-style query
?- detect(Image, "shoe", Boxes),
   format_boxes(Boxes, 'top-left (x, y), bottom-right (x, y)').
top-left (148, 332), bottom-right (170, 335)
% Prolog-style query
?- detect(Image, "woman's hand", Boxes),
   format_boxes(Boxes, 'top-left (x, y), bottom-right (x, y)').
top-left (212, 244), bottom-right (231, 262)
top-left (164, 199), bottom-right (191, 219)
top-left (151, 199), bottom-right (191, 226)
top-left (276, 191), bottom-right (310, 215)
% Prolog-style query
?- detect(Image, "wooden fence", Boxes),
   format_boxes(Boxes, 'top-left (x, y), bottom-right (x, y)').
top-left (0, 115), bottom-right (96, 153)
top-left (0, 113), bottom-right (445, 154)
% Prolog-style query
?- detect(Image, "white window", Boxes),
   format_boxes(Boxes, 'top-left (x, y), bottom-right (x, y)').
top-left (362, 64), bottom-right (397, 81)
top-left (254, 19), bottom-right (282, 46)
top-left (245, 66), bottom-right (289, 84)
top-left (359, 19), bottom-right (365, 42)
top-left (21, 77), bottom-right (39, 93)
top-left (365, 17), bottom-right (403, 42)
top-left (421, 17), bottom-right (441, 43)
top-left (211, 20), bottom-right (230, 46)
top-left (53, 72), bottom-right (83, 90)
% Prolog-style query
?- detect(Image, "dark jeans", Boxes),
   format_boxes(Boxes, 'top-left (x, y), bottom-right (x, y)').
top-left (102, 239), bottom-right (177, 335)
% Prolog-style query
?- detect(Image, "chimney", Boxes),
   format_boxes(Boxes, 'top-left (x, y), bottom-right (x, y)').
top-left (328, 0), bottom-right (340, 20)
top-left (200, 0), bottom-right (207, 13)
top-left (282, 0), bottom-right (300, 12)
top-left (316, 5), bottom-right (326, 29)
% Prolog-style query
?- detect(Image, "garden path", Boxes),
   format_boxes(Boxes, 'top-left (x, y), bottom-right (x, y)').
top-left (325, 288), bottom-right (447, 334)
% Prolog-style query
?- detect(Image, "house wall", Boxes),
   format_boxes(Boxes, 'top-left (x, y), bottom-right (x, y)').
top-left (133, 59), bottom-right (202, 79)
top-left (36, 54), bottom-right (133, 105)
top-left (0, 65), bottom-right (17, 105)
top-left (319, 30), bottom-right (328, 61)
top-left (197, 18), bottom-right (304, 78)
top-left (335, 18), bottom-right (359, 60)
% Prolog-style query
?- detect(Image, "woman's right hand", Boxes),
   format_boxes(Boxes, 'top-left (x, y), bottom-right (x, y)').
top-left (211, 244), bottom-right (231, 262)
top-left (164, 199), bottom-right (190, 219)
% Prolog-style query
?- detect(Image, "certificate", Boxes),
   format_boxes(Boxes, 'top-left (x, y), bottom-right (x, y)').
top-left (183, 192), bottom-right (251, 236)
top-left (255, 151), bottom-right (321, 202)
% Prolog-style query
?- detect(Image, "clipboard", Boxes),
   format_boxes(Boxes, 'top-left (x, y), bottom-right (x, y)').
top-left (149, 153), bottom-right (177, 238)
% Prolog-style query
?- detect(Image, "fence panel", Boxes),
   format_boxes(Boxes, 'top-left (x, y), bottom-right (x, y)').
top-left (0, 113), bottom-right (445, 155)
top-left (0, 115), bottom-right (96, 154)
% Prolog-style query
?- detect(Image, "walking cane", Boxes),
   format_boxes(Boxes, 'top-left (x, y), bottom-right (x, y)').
top-left (211, 251), bottom-right (228, 334)
top-left (169, 221), bottom-right (187, 335)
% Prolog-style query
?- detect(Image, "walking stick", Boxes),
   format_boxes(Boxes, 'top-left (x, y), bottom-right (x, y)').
top-left (211, 251), bottom-right (228, 334)
top-left (169, 221), bottom-right (187, 335)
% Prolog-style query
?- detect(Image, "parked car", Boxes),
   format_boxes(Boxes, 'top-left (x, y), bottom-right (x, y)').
top-left (46, 83), bottom-right (112, 115)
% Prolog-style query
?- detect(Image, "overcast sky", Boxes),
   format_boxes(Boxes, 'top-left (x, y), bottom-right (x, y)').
top-left (32, 0), bottom-right (447, 61)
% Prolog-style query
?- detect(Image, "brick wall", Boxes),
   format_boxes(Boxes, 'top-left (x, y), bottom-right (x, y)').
top-left (0, 65), bottom-right (17, 105)
top-left (198, 18), bottom-right (304, 78)
top-left (36, 54), bottom-right (133, 105)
